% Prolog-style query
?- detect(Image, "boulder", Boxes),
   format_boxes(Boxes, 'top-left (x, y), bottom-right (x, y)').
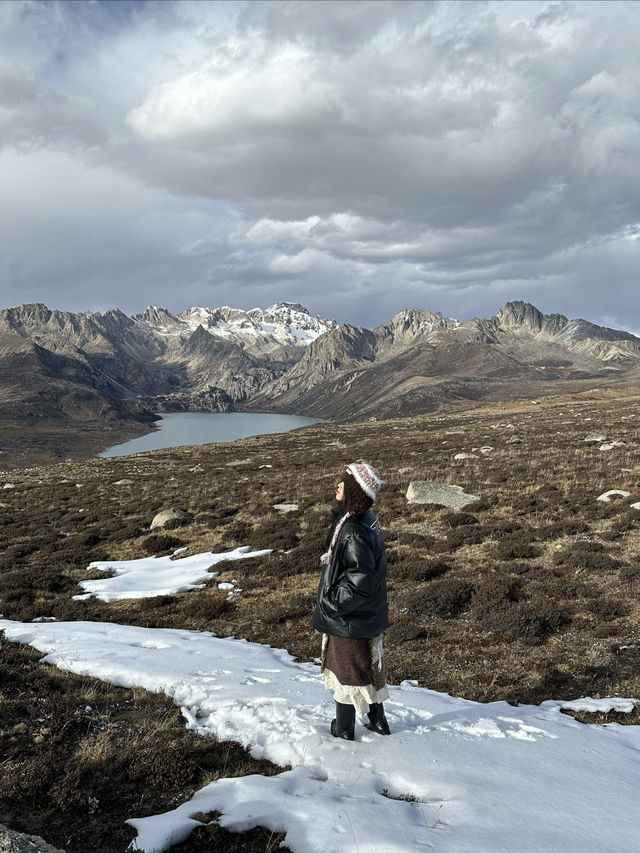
top-left (599, 441), bottom-right (625, 451)
top-left (406, 481), bottom-right (480, 509)
top-left (0, 824), bottom-right (66, 853)
top-left (273, 503), bottom-right (299, 514)
top-left (150, 507), bottom-right (189, 530)
top-left (596, 490), bottom-right (631, 503)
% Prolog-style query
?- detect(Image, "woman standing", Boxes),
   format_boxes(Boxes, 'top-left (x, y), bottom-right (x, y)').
top-left (311, 462), bottom-right (390, 740)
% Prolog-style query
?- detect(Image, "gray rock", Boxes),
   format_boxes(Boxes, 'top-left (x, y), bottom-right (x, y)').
top-left (506, 435), bottom-right (523, 444)
top-left (114, 479), bottom-right (133, 485)
top-left (2, 483), bottom-right (16, 490)
top-left (225, 458), bottom-right (253, 467)
top-left (599, 441), bottom-right (625, 451)
top-left (584, 432), bottom-right (607, 443)
top-left (406, 481), bottom-right (480, 509)
top-left (454, 452), bottom-right (478, 460)
top-left (596, 490), bottom-right (631, 503)
top-left (0, 824), bottom-right (66, 853)
top-left (273, 503), bottom-right (299, 513)
top-left (631, 502), bottom-right (640, 510)
top-left (150, 507), bottom-right (189, 530)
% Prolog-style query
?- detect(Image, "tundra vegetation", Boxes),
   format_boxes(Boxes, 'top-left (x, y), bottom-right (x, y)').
top-left (1, 388), bottom-right (639, 851)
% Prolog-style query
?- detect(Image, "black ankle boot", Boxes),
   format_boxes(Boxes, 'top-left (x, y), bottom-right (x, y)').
top-left (365, 702), bottom-right (391, 735)
top-left (330, 701), bottom-right (355, 740)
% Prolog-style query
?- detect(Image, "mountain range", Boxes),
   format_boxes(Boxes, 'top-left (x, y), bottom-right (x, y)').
top-left (1, 299), bottom-right (639, 465)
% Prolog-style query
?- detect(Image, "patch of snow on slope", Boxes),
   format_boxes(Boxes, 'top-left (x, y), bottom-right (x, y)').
top-left (73, 547), bottom-right (271, 602)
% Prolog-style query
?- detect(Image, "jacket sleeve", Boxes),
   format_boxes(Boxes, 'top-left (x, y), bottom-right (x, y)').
top-left (322, 532), bottom-right (376, 618)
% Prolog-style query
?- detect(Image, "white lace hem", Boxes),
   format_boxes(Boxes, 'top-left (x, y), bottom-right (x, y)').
top-left (322, 667), bottom-right (389, 716)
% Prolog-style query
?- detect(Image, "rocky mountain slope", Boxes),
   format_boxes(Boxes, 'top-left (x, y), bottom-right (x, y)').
top-left (1, 299), bottom-right (639, 465)
top-left (0, 302), bottom-right (334, 465)
top-left (249, 302), bottom-right (640, 420)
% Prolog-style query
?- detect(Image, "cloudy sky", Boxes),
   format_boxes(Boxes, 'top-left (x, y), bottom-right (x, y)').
top-left (1, 0), bottom-right (640, 330)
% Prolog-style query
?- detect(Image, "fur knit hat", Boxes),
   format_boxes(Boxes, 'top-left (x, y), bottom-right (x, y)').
top-left (345, 462), bottom-right (383, 501)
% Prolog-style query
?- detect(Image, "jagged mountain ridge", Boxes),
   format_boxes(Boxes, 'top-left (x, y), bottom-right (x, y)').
top-left (248, 301), bottom-right (640, 419)
top-left (1, 299), bottom-right (640, 464)
top-left (0, 300), bottom-right (335, 409)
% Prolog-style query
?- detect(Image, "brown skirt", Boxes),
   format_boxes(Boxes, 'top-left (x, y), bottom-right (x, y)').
top-left (322, 635), bottom-right (387, 692)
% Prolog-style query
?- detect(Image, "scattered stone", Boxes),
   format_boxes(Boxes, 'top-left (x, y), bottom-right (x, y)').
top-left (0, 824), bottom-right (66, 853)
top-left (189, 465), bottom-right (204, 473)
top-left (631, 502), bottom-right (640, 511)
top-left (406, 481), bottom-right (480, 509)
top-left (225, 458), bottom-right (253, 467)
top-left (259, 464), bottom-right (273, 469)
top-left (273, 503), bottom-right (299, 514)
top-left (218, 582), bottom-right (234, 590)
top-left (597, 490), bottom-right (631, 503)
top-left (584, 432), bottom-right (607, 443)
top-left (599, 441), bottom-right (625, 451)
top-left (473, 446), bottom-right (494, 454)
top-left (2, 483), bottom-right (16, 490)
top-left (445, 428), bottom-right (465, 435)
top-left (506, 435), bottom-right (523, 444)
top-left (114, 479), bottom-right (133, 486)
top-left (397, 467), bottom-right (412, 474)
top-left (454, 452), bottom-right (478, 460)
top-left (150, 507), bottom-right (189, 530)
top-left (173, 547), bottom-right (188, 556)
top-left (0, 503), bottom-right (8, 508)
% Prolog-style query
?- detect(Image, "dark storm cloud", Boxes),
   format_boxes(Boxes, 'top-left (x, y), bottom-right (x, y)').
top-left (1, 0), bottom-right (639, 333)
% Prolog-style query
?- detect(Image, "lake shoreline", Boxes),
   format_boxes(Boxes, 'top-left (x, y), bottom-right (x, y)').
top-left (98, 411), bottom-right (324, 459)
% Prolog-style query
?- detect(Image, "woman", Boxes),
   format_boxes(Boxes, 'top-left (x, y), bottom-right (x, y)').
top-left (311, 462), bottom-right (390, 740)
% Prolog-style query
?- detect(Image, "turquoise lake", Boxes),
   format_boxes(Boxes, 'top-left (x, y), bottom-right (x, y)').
top-left (99, 412), bottom-right (322, 458)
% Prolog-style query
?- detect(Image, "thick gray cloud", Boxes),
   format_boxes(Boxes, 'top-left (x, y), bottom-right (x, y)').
top-left (1, 0), bottom-right (639, 332)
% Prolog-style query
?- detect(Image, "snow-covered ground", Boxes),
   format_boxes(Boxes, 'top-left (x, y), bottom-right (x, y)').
top-left (74, 546), bottom-right (271, 602)
top-left (1, 617), bottom-right (638, 853)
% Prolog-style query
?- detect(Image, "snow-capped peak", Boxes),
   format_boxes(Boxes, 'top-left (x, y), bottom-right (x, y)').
top-left (136, 303), bottom-right (336, 351)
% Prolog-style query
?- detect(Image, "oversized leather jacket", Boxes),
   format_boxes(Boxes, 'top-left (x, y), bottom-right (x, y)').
top-left (311, 510), bottom-right (388, 639)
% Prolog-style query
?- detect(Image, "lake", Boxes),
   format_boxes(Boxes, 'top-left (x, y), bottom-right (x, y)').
top-left (99, 412), bottom-right (322, 458)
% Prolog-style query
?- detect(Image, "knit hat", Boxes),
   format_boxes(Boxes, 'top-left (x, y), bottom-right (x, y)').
top-left (345, 462), bottom-right (383, 501)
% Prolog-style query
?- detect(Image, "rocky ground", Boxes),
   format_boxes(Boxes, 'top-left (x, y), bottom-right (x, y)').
top-left (1, 387), bottom-right (639, 850)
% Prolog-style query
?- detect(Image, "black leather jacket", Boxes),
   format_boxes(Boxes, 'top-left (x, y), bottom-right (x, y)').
top-left (311, 510), bottom-right (388, 639)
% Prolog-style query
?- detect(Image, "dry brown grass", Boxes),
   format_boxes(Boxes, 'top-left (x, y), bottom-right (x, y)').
top-left (0, 638), bottom-right (288, 853)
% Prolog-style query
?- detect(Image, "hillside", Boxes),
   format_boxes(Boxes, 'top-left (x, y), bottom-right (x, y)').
top-left (249, 301), bottom-right (640, 419)
top-left (1, 388), bottom-right (639, 850)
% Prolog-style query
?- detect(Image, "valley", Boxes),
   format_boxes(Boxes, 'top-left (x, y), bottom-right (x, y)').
top-left (2, 299), bottom-right (640, 468)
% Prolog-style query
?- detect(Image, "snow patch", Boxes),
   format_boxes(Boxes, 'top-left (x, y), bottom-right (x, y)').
top-left (74, 547), bottom-right (271, 602)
